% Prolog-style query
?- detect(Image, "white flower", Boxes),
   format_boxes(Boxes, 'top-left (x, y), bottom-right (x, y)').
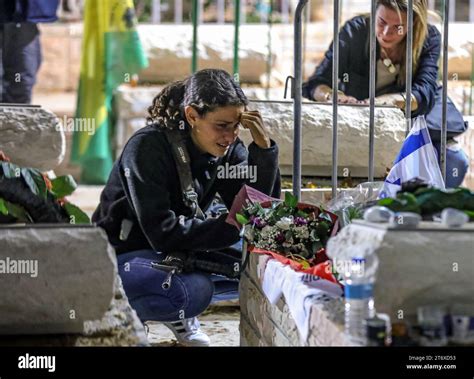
top-left (294, 226), bottom-right (309, 239)
top-left (276, 216), bottom-right (293, 230)
top-left (260, 225), bottom-right (273, 238)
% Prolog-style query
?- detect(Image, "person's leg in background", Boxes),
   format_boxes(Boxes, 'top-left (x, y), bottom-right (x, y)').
top-left (0, 25), bottom-right (4, 102)
top-left (433, 140), bottom-right (469, 188)
top-left (117, 249), bottom-right (215, 346)
top-left (2, 23), bottom-right (41, 104)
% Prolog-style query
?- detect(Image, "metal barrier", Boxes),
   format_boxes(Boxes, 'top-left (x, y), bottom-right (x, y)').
top-left (152, 0), bottom-right (460, 195)
top-left (292, 0), bottom-right (453, 199)
top-left (292, 0), bottom-right (308, 199)
top-left (150, 0), bottom-right (294, 24)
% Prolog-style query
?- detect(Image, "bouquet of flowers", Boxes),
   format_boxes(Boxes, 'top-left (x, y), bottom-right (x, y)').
top-left (228, 186), bottom-right (339, 282)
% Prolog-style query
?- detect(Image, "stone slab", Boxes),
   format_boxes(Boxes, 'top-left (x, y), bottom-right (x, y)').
top-left (137, 24), bottom-right (282, 84)
top-left (114, 86), bottom-right (406, 178)
top-left (0, 275), bottom-right (149, 346)
top-left (0, 105), bottom-right (65, 171)
top-left (0, 225), bottom-right (117, 335)
top-left (327, 220), bottom-right (474, 322)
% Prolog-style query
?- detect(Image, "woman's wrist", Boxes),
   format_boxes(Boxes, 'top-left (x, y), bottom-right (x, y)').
top-left (328, 90), bottom-right (345, 100)
top-left (397, 93), bottom-right (418, 111)
top-left (315, 87), bottom-right (344, 102)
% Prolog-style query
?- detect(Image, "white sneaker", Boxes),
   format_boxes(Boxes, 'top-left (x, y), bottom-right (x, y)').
top-left (163, 317), bottom-right (211, 347)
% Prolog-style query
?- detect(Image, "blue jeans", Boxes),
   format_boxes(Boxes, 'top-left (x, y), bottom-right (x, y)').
top-left (432, 141), bottom-right (469, 188)
top-left (0, 23), bottom-right (41, 104)
top-left (117, 249), bottom-right (239, 322)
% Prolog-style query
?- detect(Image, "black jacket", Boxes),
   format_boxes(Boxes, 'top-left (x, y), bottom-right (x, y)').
top-left (0, 0), bottom-right (60, 23)
top-left (302, 15), bottom-right (441, 117)
top-left (92, 125), bottom-right (281, 255)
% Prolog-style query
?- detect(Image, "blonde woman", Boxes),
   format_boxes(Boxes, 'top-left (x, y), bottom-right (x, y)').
top-left (303, 0), bottom-right (468, 187)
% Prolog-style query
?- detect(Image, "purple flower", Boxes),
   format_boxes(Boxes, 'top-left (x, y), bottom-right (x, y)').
top-left (251, 216), bottom-right (267, 228)
top-left (275, 232), bottom-right (286, 244)
top-left (294, 217), bottom-right (308, 226)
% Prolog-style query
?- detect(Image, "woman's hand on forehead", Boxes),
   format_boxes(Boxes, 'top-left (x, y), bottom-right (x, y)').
top-left (240, 110), bottom-right (271, 149)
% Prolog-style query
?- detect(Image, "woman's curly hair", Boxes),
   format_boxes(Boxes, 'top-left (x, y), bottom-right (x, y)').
top-left (147, 69), bottom-right (249, 130)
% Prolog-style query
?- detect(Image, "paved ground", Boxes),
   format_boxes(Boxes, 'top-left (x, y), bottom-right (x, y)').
top-left (146, 306), bottom-right (240, 347)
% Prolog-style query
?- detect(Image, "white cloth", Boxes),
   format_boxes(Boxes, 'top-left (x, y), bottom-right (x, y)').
top-left (261, 259), bottom-right (286, 303)
top-left (376, 59), bottom-right (400, 91)
top-left (261, 258), bottom-right (343, 342)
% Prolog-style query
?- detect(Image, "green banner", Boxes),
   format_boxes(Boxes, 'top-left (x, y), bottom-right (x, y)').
top-left (71, 0), bottom-right (148, 184)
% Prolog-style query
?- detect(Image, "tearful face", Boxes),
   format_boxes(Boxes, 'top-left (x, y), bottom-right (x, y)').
top-left (188, 105), bottom-right (244, 157)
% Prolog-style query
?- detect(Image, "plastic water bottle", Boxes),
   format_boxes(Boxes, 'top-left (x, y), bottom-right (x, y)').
top-left (344, 257), bottom-right (376, 345)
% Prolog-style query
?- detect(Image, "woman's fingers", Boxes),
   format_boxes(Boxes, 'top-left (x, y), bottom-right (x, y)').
top-left (241, 112), bottom-right (263, 128)
top-left (240, 111), bottom-right (270, 148)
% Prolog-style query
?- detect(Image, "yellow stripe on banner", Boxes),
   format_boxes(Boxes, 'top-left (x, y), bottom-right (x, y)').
top-left (74, 0), bottom-right (147, 164)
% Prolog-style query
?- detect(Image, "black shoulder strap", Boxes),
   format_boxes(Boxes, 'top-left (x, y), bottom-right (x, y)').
top-left (164, 129), bottom-right (205, 220)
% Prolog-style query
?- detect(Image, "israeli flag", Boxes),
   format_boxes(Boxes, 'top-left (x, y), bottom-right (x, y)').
top-left (380, 116), bottom-right (445, 198)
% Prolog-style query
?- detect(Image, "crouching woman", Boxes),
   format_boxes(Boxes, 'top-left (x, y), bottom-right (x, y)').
top-left (92, 69), bottom-right (281, 345)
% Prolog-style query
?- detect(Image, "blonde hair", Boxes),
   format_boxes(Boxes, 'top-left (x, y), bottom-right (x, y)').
top-left (376, 0), bottom-right (429, 86)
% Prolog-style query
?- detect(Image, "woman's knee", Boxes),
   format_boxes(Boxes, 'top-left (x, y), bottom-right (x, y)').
top-left (446, 147), bottom-right (469, 188)
top-left (177, 273), bottom-right (215, 318)
top-left (117, 254), bottom-right (214, 321)
top-left (130, 273), bottom-right (214, 322)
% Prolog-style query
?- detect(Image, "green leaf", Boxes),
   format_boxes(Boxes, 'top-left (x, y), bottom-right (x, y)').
top-left (464, 210), bottom-right (474, 221)
top-left (377, 197), bottom-right (405, 212)
top-left (310, 229), bottom-right (320, 241)
top-left (347, 206), bottom-right (363, 221)
top-left (317, 221), bottom-right (330, 234)
top-left (63, 202), bottom-right (91, 224)
top-left (284, 191), bottom-right (298, 208)
top-left (311, 240), bottom-right (323, 252)
top-left (51, 175), bottom-right (78, 198)
top-left (1, 162), bottom-right (21, 179)
top-left (318, 212), bottom-right (333, 222)
top-left (276, 206), bottom-right (290, 218)
top-left (236, 213), bottom-right (249, 225)
top-left (296, 210), bottom-right (308, 218)
top-left (378, 197), bottom-right (395, 206)
top-left (0, 198), bottom-right (8, 215)
top-left (4, 200), bottom-right (32, 222)
top-left (21, 168), bottom-right (40, 196)
top-left (29, 169), bottom-right (48, 199)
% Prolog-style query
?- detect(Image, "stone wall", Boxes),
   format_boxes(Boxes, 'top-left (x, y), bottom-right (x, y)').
top-left (0, 105), bottom-right (65, 171)
top-left (240, 253), bottom-right (349, 346)
top-left (37, 23), bottom-right (82, 92)
top-left (327, 221), bottom-right (474, 322)
top-left (36, 22), bottom-right (474, 91)
top-left (114, 86), bottom-right (407, 178)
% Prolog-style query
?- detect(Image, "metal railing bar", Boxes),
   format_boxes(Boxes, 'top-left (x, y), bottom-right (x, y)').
top-left (332, 0), bottom-right (340, 198)
top-left (368, 0), bottom-right (377, 182)
top-left (405, 0), bottom-right (414, 135)
top-left (441, 0), bottom-right (450, 181)
top-left (293, 0), bottom-right (309, 200)
top-left (192, 0), bottom-right (199, 73)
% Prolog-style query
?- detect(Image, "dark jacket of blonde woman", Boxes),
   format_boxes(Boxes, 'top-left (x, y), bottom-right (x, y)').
top-left (303, 15), bottom-right (441, 117)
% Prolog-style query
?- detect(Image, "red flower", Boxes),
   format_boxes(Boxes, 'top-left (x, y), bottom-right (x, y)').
top-left (0, 151), bottom-right (11, 162)
top-left (41, 174), bottom-right (53, 191)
